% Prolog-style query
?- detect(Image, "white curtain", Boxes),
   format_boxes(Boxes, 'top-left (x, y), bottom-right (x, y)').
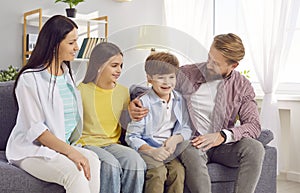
top-left (164, 0), bottom-right (300, 148)
top-left (163, 0), bottom-right (214, 50)
top-left (240, 0), bottom-right (300, 170)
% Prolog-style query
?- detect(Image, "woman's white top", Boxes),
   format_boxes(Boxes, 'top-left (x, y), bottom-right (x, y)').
top-left (6, 64), bottom-right (83, 162)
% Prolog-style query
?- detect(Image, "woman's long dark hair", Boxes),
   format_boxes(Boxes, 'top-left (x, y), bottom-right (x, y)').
top-left (14, 15), bottom-right (78, 92)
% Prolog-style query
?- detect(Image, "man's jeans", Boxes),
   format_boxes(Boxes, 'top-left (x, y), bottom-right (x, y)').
top-left (178, 138), bottom-right (265, 193)
top-left (85, 144), bottom-right (146, 193)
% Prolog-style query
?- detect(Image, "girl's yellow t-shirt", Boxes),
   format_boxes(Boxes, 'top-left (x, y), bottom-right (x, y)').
top-left (77, 82), bottom-right (129, 147)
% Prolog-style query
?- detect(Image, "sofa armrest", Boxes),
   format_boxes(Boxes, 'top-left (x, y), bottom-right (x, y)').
top-left (257, 129), bottom-right (274, 146)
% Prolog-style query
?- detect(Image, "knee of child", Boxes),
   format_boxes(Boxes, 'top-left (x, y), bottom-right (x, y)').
top-left (177, 163), bottom-right (185, 176)
top-left (89, 150), bottom-right (100, 160)
top-left (87, 151), bottom-right (101, 168)
top-left (124, 150), bottom-right (147, 170)
top-left (172, 166), bottom-right (185, 183)
top-left (102, 156), bottom-right (122, 169)
top-left (147, 166), bottom-right (168, 180)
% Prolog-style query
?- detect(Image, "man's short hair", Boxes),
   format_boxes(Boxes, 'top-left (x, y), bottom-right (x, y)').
top-left (213, 33), bottom-right (245, 64)
top-left (145, 52), bottom-right (179, 76)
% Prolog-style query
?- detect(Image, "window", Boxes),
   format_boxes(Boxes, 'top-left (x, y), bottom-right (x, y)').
top-left (215, 0), bottom-right (300, 85)
top-left (280, 14), bottom-right (300, 83)
top-left (165, 0), bottom-right (300, 94)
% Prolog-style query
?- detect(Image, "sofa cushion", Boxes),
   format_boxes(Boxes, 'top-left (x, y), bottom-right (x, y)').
top-left (208, 163), bottom-right (238, 182)
top-left (0, 81), bottom-right (18, 151)
top-left (0, 151), bottom-right (65, 193)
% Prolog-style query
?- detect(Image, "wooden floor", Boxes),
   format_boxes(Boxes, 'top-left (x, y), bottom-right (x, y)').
top-left (277, 179), bottom-right (300, 193)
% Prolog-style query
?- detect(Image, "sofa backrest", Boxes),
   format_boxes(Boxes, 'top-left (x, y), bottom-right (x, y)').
top-left (0, 81), bottom-right (18, 151)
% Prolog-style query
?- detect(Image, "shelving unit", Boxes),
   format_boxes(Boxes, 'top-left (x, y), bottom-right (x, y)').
top-left (22, 8), bottom-right (108, 66)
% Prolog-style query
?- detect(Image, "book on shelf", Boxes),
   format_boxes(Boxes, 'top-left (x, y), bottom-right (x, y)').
top-left (85, 37), bottom-right (96, 59)
top-left (77, 38), bottom-right (88, 58)
top-left (26, 33), bottom-right (38, 58)
top-left (81, 37), bottom-right (92, 59)
top-left (77, 37), bottom-right (107, 59)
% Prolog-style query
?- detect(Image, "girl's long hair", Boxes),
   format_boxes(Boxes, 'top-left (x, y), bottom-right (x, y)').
top-left (82, 42), bottom-right (123, 84)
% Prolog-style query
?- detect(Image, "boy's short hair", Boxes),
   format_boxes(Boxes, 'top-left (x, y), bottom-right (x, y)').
top-left (145, 52), bottom-right (179, 76)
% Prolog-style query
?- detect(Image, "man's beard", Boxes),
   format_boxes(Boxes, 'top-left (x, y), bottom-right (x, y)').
top-left (204, 67), bottom-right (223, 81)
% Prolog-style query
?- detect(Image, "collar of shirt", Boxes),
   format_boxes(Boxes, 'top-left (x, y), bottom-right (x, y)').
top-left (147, 88), bottom-right (180, 106)
top-left (40, 63), bottom-right (74, 86)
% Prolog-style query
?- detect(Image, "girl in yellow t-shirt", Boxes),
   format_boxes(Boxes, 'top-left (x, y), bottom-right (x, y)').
top-left (77, 42), bottom-right (145, 193)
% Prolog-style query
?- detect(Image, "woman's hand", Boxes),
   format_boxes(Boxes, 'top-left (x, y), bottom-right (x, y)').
top-left (66, 146), bottom-right (91, 181)
top-left (128, 98), bottom-right (149, 121)
top-left (37, 130), bottom-right (91, 180)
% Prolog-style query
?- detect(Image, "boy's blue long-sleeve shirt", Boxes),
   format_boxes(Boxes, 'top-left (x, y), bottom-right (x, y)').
top-left (126, 88), bottom-right (192, 151)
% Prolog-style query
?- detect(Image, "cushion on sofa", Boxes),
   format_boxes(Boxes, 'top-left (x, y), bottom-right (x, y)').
top-left (208, 163), bottom-right (238, 182)
top-left (0, 152), bottom-right (64, 193)
top-left (0, 81), bottom-right (18, 151)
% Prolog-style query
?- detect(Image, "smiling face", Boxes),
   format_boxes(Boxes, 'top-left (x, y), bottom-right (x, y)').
top-left (148, 73), bottom-right (176, 102)
top-left (206, 46), bottom-right (238, 78)
top-left (58, 28), bottom-right (79, 63)
top-left (96, 54), bottom-right (123, 89)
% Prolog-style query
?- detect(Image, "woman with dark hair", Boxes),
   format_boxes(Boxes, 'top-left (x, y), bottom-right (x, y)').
top-left (6, 15), bottom-right (100, 193)
top-left (77, 42), bottom-right (145, 193)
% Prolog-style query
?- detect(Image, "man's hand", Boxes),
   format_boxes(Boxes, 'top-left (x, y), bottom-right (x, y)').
top-left (164, 135), bottom-right (183, 154)
top-left (191, 132), bottom-right (225, 151)
top-left (128, 98), bottom-right (149, 121)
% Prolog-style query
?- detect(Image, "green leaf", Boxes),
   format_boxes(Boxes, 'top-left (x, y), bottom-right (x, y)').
top-left (54, 0), bottom-right (85, 8)
top-left (240, 69), bottom-right (251, 79)
top-left (0, 65), bottom-right (19, 82)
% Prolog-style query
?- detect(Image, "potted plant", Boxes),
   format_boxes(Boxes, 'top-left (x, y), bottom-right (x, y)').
top-left (55, 0), bottom-right (85, 18)
top-left (0, 65), bottom-right (19, 82)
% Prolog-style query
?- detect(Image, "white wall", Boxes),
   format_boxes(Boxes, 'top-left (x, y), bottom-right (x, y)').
top-left (0, 0), bottom-right (164, 69)
top-left (257, 97), bottom-right (300, 182)
top-left (277, 99), bottom-right (300, 182)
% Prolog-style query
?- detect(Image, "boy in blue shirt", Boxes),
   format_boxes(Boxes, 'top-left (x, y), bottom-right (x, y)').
top-left (126, 52), bottom-right (192, 193)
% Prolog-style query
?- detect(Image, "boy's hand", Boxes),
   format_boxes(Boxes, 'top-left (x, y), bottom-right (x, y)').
top-left (128, 98), bottom-right (149, 121)
top-left (164, 135), bottom-right (183, 154)
top-left (140, 147), bottom-right (171, 162)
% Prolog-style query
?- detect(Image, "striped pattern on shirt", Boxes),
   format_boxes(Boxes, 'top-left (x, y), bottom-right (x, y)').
top-left (175, 62), bottom-right (261, 141)
top-left (55, 74), bottom-right (80, 143)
